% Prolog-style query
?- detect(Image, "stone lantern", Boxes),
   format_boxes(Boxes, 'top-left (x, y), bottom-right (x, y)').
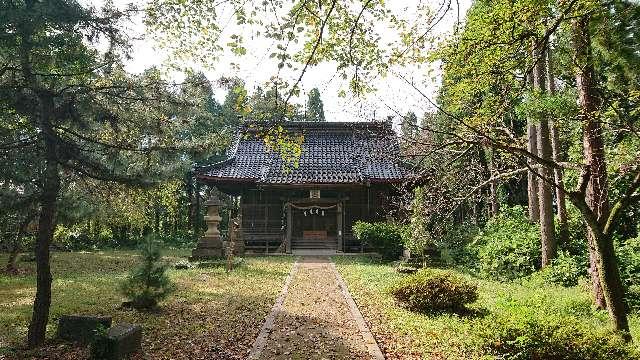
top-left (191, 195), bottom-right (224, 259)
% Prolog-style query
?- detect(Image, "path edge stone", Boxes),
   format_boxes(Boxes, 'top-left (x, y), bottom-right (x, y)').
top-left (331, 262), bottom-right (385, 360)
top-left (247, 259), bottom-right (300, 360)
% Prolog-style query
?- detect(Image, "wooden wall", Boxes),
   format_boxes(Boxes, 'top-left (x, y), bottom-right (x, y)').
top-left (239, 185), bottom-right (394, 253)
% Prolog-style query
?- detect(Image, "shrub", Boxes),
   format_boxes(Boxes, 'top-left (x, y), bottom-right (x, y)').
top-left (539, 251), bottom-right (586, 287)
top-left (405, 186), bottom-right (434, 262)
top-left (558, 203), bottom-right (588, 258)
top-left (474, 206), bottom-right (540, 280)
top-left (156, 231), bottom-right (199, 249)
top-left (119, 237), bottom-right (175, 309)
top-left (437, 221), bottom-right (480, 266)
top-left (391, 268), bottom-right (478, 313)
top-left (480, 316), bottom-right (636, 360)
top-left (352, 221), bottom-right (404, 260)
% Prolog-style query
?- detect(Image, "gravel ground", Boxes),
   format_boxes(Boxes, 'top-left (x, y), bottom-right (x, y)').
top-left (259, 257), bottom-right (371, 360)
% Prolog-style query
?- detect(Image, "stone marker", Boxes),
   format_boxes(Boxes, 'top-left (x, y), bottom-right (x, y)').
top-left (91, 323), bottom-right (142, 360)
top-left (191, 195), bottom-right (224, 259)
top-left (57, 315), bottom-right (112, 344)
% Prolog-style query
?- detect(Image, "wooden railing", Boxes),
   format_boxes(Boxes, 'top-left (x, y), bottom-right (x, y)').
top-left (243, 231), bottom-right (283, 253)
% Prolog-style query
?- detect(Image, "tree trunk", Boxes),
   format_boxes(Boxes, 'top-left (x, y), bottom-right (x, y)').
top-left (527, 66), bottom-right (540, 223)
top-left (533, 45), bottom-right (556, 266)
top-left (572, 14), bottom-right (607, 310)
top-left (489, 181), bottom-right (499, 216)
top-left (27, 95), bottom-right (60, 348)
top-left (592, 231), bottom-right (631, 340)
top-left (572, 14), bottom-right (629, 337)
top-left (546, 46), bottom-right (569, 245)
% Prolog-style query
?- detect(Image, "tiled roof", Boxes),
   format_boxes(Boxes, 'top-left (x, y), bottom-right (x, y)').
top-left (197, 121), bottom-right (414, 185)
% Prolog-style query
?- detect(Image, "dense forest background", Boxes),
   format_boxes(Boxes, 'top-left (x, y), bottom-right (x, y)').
top-left (1, 77), bottom-right (327, 253)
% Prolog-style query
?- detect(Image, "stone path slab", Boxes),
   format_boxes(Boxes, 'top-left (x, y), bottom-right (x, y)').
top-left (249, 257), bottom-right (384, 360)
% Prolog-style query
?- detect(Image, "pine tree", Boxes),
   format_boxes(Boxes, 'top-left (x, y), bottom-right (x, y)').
top-left (119, 237), bottom-right (175, 309)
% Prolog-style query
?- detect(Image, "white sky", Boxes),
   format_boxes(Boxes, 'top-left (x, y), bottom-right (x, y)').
top-left (92, 0), bottom-right (472, 126)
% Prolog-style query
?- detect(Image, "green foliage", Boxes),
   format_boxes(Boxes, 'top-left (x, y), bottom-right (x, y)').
top-left (438, 222), bottom-right (481, 266)
top-left (118, 237), bottom-right (175, 309)
top-left (558, 203), bottom-right (589, 259)
top-left (305, 88), bottom-right (325, 122)
top-left (89, 324), bottom-right (110, 360)
top-left (479, 316), bottom-right (635, 360)
top-left (334, 256), bottom-right (640, 359)
top-left (539, 251), bottom-right (586, 287)
top-left (404, 186), bottom-right (434, 261)
top-left (515, 91), bottom-right (578, 126)
top-left (352, 221), bottom-right (404, 260)
top-left (391, 268), bottom-right (478, 314)
top-left (617, 235), bottom-right (640, 311)
top-left (400, 111), bottom-right (418, 139)
top-left (474, 206), bottom-right (540, 280)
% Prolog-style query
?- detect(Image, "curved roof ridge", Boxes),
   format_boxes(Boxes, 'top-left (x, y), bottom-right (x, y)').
top-left (197, 121), bottom-right (415, 185)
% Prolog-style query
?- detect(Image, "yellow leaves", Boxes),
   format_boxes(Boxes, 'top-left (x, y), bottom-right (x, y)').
top-left (260, 127), bottom-right (304, 172)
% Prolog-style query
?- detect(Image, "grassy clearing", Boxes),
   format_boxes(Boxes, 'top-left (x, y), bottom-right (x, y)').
top-left (333, 256), bottom-right (640, 360)
top-left (0, 250), bottom-right (294, 359)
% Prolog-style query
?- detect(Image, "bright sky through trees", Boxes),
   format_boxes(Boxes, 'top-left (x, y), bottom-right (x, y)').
top-left (90, 0), bottom-right (471, 124)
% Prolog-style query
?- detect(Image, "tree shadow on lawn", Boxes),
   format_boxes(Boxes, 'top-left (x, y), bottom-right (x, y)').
top-left (259, 311), bottom-right (371, 360)
top-left (6, 292), bottom-right (280, 360)
top-left (393, 300), bottom-right (489, 320)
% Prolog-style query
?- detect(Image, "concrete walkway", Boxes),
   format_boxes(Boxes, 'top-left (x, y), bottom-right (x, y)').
top-left (249, 257), bottom-right (384, 360)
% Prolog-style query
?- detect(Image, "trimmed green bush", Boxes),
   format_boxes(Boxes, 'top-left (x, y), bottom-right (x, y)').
top-left (352, 221), bottom-right (404, 260)
top-left (474, 206), bottom-right (540, 280)
top-left (480, 316), bottom-right (636, 360)
top-left (119, 237), bottom-right (175, 309)
top-left (391, 269), bottom-right (478, 313)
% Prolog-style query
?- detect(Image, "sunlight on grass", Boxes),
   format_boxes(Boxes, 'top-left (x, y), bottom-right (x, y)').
top-left (0, 251), bottom-right (294, 357)
top-left (333, 256), bottom-right (640, 359)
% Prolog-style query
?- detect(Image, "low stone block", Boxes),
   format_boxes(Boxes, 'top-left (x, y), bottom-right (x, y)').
top-left (91, 323), bottom-right (142, 360)
top-left (57, 315), bottom-right (112, 344)
top-left (190, 246), bottom-right (223, 260)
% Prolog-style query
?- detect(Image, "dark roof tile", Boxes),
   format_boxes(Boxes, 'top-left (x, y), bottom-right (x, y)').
top-left (198, 121), bottom-right (414, 185)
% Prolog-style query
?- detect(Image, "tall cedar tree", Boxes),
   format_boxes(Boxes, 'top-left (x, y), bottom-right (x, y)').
top-left (533, 44), bottom-right (557, 267)
top-left (305, 88), bottom-right (325, 122)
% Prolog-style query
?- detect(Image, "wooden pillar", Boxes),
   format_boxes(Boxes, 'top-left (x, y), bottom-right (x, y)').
top-left (337, 202), bottom-right (343, 252)
top-left (285, 202), bottom-right (292, 253)
top-left (264, 203), bottom-right (269, 253)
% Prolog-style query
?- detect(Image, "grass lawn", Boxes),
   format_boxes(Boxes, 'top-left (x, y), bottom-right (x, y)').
top-left (333, 256), bottom-right (640, 360)
top-left (0, 250), bottom-right (294, 359)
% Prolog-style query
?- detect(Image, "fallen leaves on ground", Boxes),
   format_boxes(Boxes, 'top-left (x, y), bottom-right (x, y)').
top-left (0, 252), bottom-right (293, 360)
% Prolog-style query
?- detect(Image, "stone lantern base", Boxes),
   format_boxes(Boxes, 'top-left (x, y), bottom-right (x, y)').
top-left (190, 195), bottom-right (224, 260)
top-left (191, 236), bottom-right (223, 259)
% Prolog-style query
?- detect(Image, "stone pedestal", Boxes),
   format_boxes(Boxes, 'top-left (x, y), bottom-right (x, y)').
top-left (57, 315), bottom-right (112, 344)
top-left (191, 195), bottom-right (224, 259)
